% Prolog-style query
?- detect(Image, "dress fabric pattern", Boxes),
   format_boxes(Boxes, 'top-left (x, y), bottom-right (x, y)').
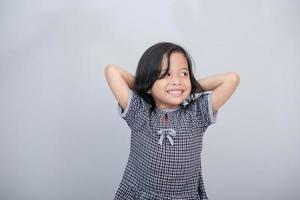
top-left (114, 89), bottom-right (218, 200)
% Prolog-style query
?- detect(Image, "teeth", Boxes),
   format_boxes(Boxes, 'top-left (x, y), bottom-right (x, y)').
top-left (167, 90), bottom-right (182, 95)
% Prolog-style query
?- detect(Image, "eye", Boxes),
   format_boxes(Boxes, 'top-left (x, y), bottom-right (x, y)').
top-left (181, 71), bottom-right (189, 76)
top-left (159, 71), bottom-right (168, 79)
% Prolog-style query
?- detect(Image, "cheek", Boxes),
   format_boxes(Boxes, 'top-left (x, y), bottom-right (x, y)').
top-left (185, 80), bottom-right (192, 89)
top-left (151, 82), bottom-right (165, 94)
top-left (154, 81), bottom-right (166, 89)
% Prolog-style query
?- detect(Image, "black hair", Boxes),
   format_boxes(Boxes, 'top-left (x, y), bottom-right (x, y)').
top-left (134, 42), bottom-right (205, 113)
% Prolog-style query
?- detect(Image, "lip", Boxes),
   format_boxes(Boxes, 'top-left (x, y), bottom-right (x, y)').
top-left (166, 89), bottom-right (184, 96)
top-left (167, 88), bottom-right (184, 91)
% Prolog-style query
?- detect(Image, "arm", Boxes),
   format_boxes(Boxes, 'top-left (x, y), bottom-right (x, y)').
top-left (104, 64), bottom-right (135, 110)
top-left (197, 72), bottom-right (240, 113)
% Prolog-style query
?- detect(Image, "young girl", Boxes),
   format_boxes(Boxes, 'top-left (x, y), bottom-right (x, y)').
top-left (104, 42), bottom-right (240, 200)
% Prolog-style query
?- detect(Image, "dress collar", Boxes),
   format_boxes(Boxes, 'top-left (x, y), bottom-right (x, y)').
top-left (155, 105), bottom-right (182, 113)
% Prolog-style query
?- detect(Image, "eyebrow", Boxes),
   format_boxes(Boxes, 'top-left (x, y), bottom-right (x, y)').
top-left (161, 67), bottom-right (188, 71)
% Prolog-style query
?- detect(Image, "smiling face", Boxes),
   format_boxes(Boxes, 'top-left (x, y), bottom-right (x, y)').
top-left (148, 52), bottom-right (192, 110)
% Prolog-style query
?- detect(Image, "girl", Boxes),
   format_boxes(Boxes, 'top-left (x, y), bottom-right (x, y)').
top-left (104, 42), bottom-right (240, 200)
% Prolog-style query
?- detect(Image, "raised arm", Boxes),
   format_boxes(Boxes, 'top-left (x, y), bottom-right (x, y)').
top-left (104, 64), bottom-right (135, 110)
top-left (197, 72), bottom-right (240, 113)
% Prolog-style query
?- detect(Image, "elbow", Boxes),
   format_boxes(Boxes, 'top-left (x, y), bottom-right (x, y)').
top-left (104, 64), bottom-right (117, 76)
top-left (229, 72), bottom-right (240, 83)
top-left (104, 64), bottom-right (120, 73)
top-left (104, 64), bottom-right (112, 73)
top-left (104, 64), bottom-right (115, 79)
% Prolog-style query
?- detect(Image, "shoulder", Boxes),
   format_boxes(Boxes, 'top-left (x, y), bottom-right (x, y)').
top-left (117, 89), bottom-right (149, 117)
top-left (116, 89), bottom-right (152, 130)
top-left (184, 91), bottom-right (212, 108)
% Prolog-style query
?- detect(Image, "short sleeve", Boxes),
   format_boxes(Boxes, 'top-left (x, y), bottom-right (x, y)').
top-left (116, 89), bottom-right (147, 129)
top-left (190, 91), bottom-right (218, 129)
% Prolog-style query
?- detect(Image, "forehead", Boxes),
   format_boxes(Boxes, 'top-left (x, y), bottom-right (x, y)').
top-left (161, 52), bottom-right (188, 70)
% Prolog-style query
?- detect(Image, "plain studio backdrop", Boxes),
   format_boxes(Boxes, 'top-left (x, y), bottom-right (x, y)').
top-left (1, 0), bottom-right (299, 200)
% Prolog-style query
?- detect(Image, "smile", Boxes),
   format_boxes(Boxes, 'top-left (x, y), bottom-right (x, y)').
top-left (167, 90), bottom-right (183, 96)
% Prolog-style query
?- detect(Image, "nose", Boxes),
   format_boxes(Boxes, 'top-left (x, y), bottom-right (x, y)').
top-left (170, 74), bottom-right (182, 85)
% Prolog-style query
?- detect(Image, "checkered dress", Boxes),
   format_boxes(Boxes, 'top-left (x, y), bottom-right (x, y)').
top-left (114, 89), bottom-right (218, 200)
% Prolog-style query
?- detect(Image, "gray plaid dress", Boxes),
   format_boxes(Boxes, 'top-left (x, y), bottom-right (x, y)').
top-left (114, 89), bottom-right (218, 200)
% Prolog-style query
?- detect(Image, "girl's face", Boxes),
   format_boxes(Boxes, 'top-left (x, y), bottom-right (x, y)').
top-left (148, 52), bottom-right (192, 110)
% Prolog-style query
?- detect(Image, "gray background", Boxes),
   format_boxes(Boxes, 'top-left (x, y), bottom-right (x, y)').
top-left (1, 0), bottom-right (299, 200)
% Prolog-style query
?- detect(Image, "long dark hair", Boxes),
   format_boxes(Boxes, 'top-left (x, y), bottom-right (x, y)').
top-left (134, 42), bottom-right (205, 113)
